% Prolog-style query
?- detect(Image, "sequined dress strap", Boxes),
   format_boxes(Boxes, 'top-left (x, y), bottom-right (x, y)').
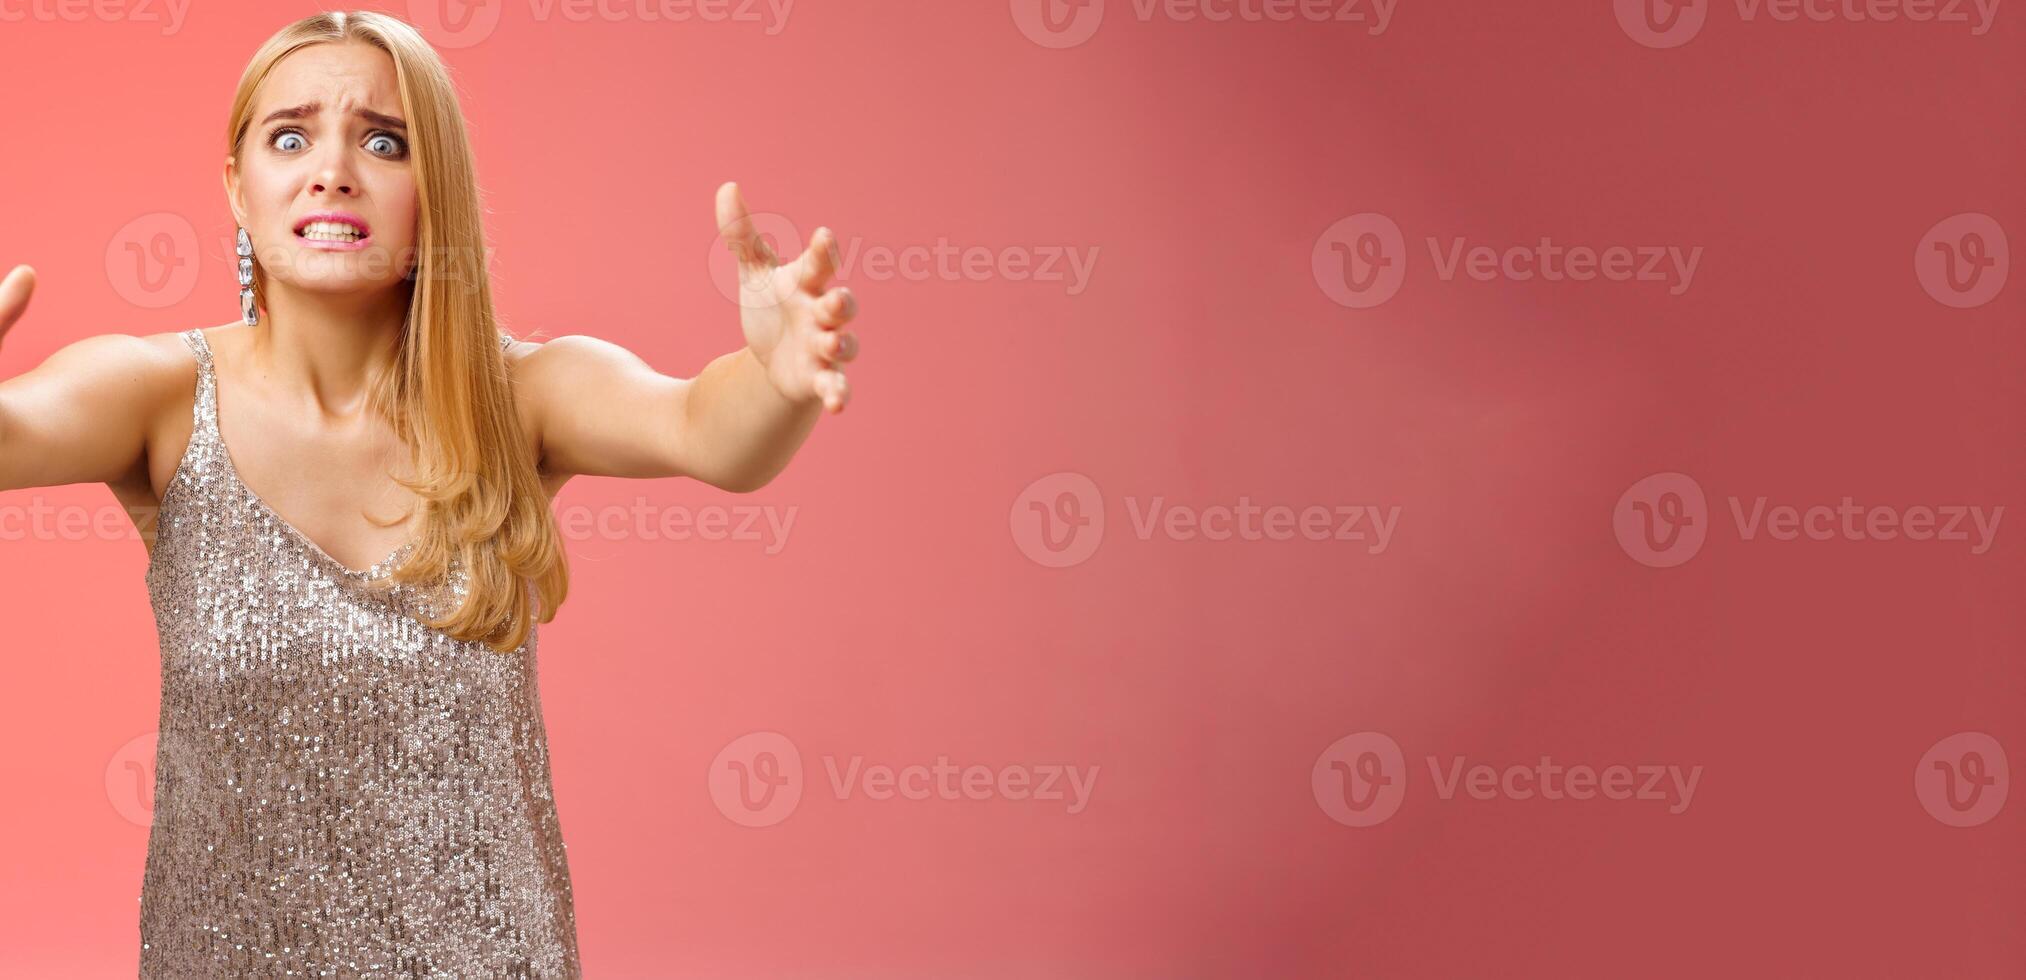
top-left (177, 328), bottom-right (218, 443)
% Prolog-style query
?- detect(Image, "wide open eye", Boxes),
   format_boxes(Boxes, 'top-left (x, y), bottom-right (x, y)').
top-left (269, 128), bottom-right (308, 152)
top-left (365, 132), bottom-right (408, 159)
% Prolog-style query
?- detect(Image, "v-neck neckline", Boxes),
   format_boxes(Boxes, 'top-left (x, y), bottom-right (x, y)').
top-left (192, 328), bottom-right (418, 582)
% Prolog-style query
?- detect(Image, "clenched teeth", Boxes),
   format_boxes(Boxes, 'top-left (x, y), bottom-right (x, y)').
top-left (300, 221), bottom-right (365, 242)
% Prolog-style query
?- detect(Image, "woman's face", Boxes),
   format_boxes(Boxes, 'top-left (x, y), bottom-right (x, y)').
top-left (226, 40), bottom-right (418, 302)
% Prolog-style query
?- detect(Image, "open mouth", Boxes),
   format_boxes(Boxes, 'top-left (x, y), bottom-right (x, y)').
top-left (293, 212), bottom-right (372, 246)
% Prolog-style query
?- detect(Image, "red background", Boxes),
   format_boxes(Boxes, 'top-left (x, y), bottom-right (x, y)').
top-left (2, 1), bottom-right (2022, 976)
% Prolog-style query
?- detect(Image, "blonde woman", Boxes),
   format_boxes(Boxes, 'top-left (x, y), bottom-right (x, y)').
top-left (0, 10), bottom-right (858, 977)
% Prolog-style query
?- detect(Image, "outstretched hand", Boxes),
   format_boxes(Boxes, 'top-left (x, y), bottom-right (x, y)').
top-left (0, 265), bottom-right (35, 352)
top-left (715, 183), bottom-right (860, 414)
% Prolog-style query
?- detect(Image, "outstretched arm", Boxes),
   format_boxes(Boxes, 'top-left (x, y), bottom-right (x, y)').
top-left (0, 266), bottom-right (170, 493)
top-left (516, 183), bottom-right (863, 493)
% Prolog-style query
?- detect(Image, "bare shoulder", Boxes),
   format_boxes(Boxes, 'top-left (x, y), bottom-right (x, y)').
top-left (35, 326), bottom-right (210, 405)
top-left (501, 333), bottom-right (645, 373)
top-left (46, 326), bottom-right (193, 369)
top-left (498, 335), bottom-right (613, 479)
top-left (497, 333), bottom-right (682, 488)
top-left (499, 332), bottom-right (661, 405)
top-left (10, 324), bottom-right (228, 502)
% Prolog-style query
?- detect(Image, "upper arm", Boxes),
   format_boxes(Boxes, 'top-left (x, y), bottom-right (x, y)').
top-left (509, 334), bottom-right (696, 484)
top-left (0, 333), bottom-right (183, 492)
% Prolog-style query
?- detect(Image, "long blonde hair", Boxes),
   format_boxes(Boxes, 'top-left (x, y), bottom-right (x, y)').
top-left (227, 11), bottom-right (568, 652)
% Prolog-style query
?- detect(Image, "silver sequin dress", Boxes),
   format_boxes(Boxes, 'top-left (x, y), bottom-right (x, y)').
top-left (138, 327), bottom-right (581, 978)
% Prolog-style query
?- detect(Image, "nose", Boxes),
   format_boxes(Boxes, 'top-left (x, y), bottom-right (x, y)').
top-left (310, 146), bottom-right (360, 197)
top-left (311, 172), bottom-right (356, 195)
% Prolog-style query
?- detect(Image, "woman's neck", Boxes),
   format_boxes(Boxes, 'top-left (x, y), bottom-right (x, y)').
top-left (252, 282), bottom-right (411, 417)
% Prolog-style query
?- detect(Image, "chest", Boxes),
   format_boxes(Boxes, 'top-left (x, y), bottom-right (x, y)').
top-left (238, 409), bottom-right (418, 556)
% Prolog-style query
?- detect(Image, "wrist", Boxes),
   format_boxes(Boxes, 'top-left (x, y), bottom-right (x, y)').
top-left (744, 346), bottom-right (821, 412)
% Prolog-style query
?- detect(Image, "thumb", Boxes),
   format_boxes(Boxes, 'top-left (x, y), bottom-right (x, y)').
top-left (714, 182), bottom-right (776, 269)
top-left (0, 265), bottom-right (36, 340)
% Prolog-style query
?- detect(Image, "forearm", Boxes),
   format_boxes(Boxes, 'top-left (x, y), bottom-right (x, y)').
top-left (678, 346), bottom-right (821, 493)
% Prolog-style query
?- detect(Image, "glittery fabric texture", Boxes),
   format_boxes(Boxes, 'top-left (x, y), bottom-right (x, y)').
top-left (139, 328), bottom-right (581, 978)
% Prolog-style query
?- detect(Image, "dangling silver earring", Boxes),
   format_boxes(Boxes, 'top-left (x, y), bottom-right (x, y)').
top-left (236, 227), bottom-right (258, 325)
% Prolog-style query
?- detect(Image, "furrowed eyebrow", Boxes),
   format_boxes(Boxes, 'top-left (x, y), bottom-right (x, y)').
top-left (258, 102), bottom-right (408, 131)
top-left (358, 108), bottom-right (408, 131)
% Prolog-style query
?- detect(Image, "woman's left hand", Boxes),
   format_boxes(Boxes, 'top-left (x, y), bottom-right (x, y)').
top-left (715, 182), bottom-right (860, 414)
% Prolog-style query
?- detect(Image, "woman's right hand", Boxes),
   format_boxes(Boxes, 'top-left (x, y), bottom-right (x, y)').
top-left (0, 265), bottom-right (34, 350)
